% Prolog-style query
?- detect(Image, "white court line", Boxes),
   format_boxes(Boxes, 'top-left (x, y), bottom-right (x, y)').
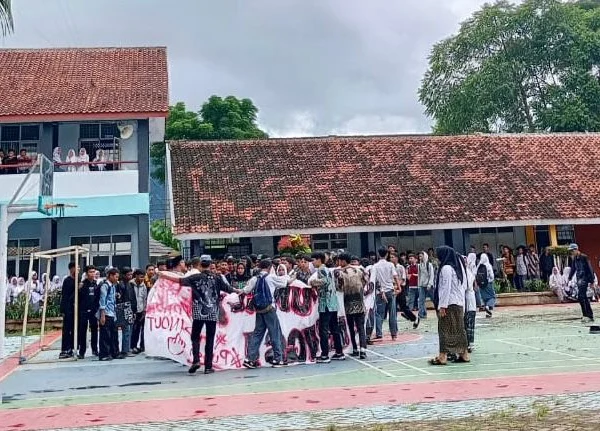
top-left (381, 362), bottom-right (596, 377)
top-left (367, 348), bottom-right (433, 375)
top-left (345, 354), bottom-right (395, 378)
top-left (496, 339), bottom-right (585, 360)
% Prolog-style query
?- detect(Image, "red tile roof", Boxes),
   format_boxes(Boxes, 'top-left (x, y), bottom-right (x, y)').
top-left (0, 47), bottom-right (168, 121)
top-left (168, 134), bottom-right (600, 238)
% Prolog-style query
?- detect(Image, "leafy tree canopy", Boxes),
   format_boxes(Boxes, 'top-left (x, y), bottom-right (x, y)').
top-left (0, 0), bottom-right (13, 36)
top-left (151, 96), bottom-right (268, 183)
top-left (419, 0), bottom-right (600, 134)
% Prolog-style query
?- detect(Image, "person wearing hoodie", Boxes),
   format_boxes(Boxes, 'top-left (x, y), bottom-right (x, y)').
top-left (476, 254), bottom-right (496, 318)
top-left (567, 243), bottom-right (595, 323)
top-left (417, 251), bottom-right (434, 319)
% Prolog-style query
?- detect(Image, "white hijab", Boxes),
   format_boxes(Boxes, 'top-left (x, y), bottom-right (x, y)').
top-left (93, 149), bottom-right (107, 171)
top-left (66, 149), bottom-right (78, 172)
top-left (52, 147), bottom-right (62, 164)
top-left (466, 253), bottom-right (477, 275)
top-left (77, 148), bottom-right (89, 172)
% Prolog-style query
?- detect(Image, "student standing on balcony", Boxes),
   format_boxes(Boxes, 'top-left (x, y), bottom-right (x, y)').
top-left (77, 147), bottom-right (90, 172)
top-left (17, 149), bottom-right (32, 173)
top-left (66, 149), bottom-right (78, 172)
top-left (3, 149), bottom-right (18, 174)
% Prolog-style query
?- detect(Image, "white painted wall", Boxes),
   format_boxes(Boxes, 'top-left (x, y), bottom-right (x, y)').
top-left (149, 117), bottom-right (166, 144)
top-left (0, 170), bottom-right (139, 201)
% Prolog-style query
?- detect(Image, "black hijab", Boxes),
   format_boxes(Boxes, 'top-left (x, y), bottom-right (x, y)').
top-left (434, 246), bottom-right (465, 308)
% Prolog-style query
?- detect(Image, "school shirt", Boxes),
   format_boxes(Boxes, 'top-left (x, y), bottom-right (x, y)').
top-left (242, 271), bottom-right (290, 306)
top-left (437, 265), bottom-right (466, 310)
top-left (99, 280), bottom-right (116, 318)
top-left (407, 264), bottom-right (419, 288)
top-left (369, 259), bottom-right (398, 293)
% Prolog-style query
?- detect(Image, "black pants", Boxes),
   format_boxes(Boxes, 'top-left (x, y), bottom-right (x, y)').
top-left (61, 313), bottom-right (75, 353)
top-left (397, 288), bottom-right (417, 322)
top-left (578, 283), bottom-right (594, 320)
top-left (319, 310), bottom-right (343, 357)
top-left (191, 319), bottom-right (217, 369)
top-left (99, 316), bottom-right (119, 359)
top-left (346, 312), bottom-right (366, 351)
top-left (131, 312), bottom-right (145, 351)
top-left (78, 309), bottom-right (98, 356)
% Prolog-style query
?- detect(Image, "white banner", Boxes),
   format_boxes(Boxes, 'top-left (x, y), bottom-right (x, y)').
top-left (145, 277), bottom-right (375, 369)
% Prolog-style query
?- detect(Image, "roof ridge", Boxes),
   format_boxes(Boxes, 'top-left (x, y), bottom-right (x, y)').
top-left (0, 46), bottom-right (167, 52)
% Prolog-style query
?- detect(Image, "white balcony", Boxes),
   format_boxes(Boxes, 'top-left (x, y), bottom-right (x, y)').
top-left (0, 168), bottom-right (139, 201)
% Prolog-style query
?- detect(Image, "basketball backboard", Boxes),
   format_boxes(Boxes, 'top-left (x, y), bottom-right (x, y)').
top-left (36, 154), bottom-right (54, 216)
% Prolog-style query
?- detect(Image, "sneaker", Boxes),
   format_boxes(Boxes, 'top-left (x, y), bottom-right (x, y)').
top-left (359, 351), bottom-right (367, 360)
top-left (366, 339), bottom-right (374, 345)
top-left (485, 306), bottom-right (493, 318)
top-left (188, 363), bottom-right (200, 374)
top-left (351, 350), bottom-right (359, 357)
top-left (243, 359), bottom-right (257, 369)
top-left (271, 360), bottom-right (287, 368)
top-left (117, 353), bottom-right (127, 360)
top-left (76, 354), bottom-right (85, 360)
top-left (413, 316), bottom-right (420, 329)
top-left (467, 345), bottom-right (474, 353)
top-left (332, 353), bottom-right (345, 361)
top-left (131, 348), bottom-right (141, 355)
top-left (316, 356), bottom-right (331, 364)
top-left (204, 368), bottom-right (215, 374)
top-left (582, 317), bottom-right (593, 324)
top-left (58, 352), bottom-right (71, 359)
top-left (391, 335), bottom-right (397, 341)
top-left (99, 356), bottom-right (112, 362)
top-left (92, 350), bottom-right (99, 357)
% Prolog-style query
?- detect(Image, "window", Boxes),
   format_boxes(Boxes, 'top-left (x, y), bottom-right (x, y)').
top-left (70, 234), bottom-right (132, 268)
top-left (0, 124), bottom-right (40, 156)
top-left (379, 231), bottom-right (433, 253)
top-left (311, 233), bottom-right (348, 251)
top-left (79, 123), bottom-right (121, 166)
top-left (556, 225), bottom-right (575, 245)
top-left (6, 238), bottom-right (40, 278)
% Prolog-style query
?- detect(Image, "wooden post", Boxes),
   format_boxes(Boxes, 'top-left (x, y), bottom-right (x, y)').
top-left (73, 247), bottom-right (79, 361)
top-left (19, 254), bottom-right (36, 362)
top-left (39, 258), bottom-right (52, 349)
top-left (549, 225), bottom-right (558, 247)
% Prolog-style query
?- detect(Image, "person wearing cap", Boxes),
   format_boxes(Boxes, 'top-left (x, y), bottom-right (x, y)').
top-left (159, 255), bottom-right (235, 374)
top-left (567, 244), bottom-right (596, 323)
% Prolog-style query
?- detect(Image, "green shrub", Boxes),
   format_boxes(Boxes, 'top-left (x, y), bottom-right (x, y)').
top-left (5, 290), bottom-right (62, 321)
top-left (525, 279), bottom-right (549, 292)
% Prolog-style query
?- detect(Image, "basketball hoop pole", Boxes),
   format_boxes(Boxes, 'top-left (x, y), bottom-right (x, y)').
top-left (0, 155), bottom-right (47, 360)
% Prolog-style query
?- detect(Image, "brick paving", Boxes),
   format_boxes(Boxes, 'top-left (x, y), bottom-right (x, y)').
top-left (41, 391), bottom-right (600, 431)
top-left (1, 335), bottom-right (35, 359)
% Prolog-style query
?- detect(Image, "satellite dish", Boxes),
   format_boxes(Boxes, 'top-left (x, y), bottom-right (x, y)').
top-left (118, 124), bottom-right (134, 140)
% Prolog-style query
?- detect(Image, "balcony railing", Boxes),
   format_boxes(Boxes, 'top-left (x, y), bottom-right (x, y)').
top-left (0, 160), bottom-right (138, 174)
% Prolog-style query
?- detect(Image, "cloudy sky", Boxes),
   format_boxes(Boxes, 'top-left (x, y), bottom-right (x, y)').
top-left (3, 0), bottom-right (488, 136)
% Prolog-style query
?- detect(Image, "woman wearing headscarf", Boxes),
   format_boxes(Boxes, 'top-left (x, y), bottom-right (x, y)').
top-left (15, 277), bottom-right (26, 299)
top-left (477, 254), bottom-right (496, 318)
top-left (464, 253), bottom-right (477, 352)
top-left (429, 246), bottom-right (469, 365)
top-left (66, 149), bottom-right (78, 172)
top-left (231, 261), bottom-right (251, 290)
top-left (50, 275), bottom-right (62, 292)
top-left (77, 147), bottom-right (89, 172)
top-left (92, 149), bottom-right (107, 172)
top-left (28, 272), bottom-right (44, 312)
top-left (501, 246), bottom-right (516, 289)
top-left (52, 147), bottom-right (63, 171)
top-left (562, 266), bottom-right (578, 302)
top-left (7, 277), bottom-right (18, 302)
top-left (549, 267), bottom-right (565, 302)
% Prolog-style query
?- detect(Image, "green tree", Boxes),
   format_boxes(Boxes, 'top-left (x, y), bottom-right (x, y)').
top-left (150, 220), bottom-right (180, 251)
top-left (1, 0), bottom-right (13, 36)
top-left (150, 96), bottom-right (267, 183)
top-left (419, 0), bottom-right (600, 134)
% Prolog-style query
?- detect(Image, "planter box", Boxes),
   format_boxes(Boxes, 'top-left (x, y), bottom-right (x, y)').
top-left (425, 291), bottom-right (559, 309)
top-left (5, 317), bottom-right (63, 332)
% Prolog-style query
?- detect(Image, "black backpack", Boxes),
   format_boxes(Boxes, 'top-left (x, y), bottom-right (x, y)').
top-left (476, 265), bottom-right (488, 287)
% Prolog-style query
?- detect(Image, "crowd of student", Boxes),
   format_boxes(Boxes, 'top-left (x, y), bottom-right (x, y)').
top-left (0, 148), bottom-right (33, 173)
top-left (52, 241), bottom-right (596, 372)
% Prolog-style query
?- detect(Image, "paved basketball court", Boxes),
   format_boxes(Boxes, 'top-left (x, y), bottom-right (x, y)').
top-left (2, 303), bottom-right (600, 430)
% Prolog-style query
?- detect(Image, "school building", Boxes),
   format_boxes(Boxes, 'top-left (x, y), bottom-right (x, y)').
top-left (166, 133), bottom-right (600, 270)
top-left (0, 47), bottom-right (169, 277)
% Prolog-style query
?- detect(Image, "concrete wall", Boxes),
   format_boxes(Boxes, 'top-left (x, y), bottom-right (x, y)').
top-left (54, 215), bottom-right (141, 275)
top-left (575, 225), bottom-right (600, 275)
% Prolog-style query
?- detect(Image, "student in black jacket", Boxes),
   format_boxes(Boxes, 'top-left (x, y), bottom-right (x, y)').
top-left (78, 265), bottom-right (100, 359)
top-left (568, 244), bottom-right (596, 323)
top-left (59, 263), bottom-right (76, 359)
top-left (116, 267), bottom-right (136, 359)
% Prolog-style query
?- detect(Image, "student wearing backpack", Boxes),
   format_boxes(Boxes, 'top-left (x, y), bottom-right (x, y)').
top-left (337, 253), bottom-right (367, 359)
top-left (476, 254), bottom-right (496, 318)
top-left (242, 259), bottom-right (290, 369)
top-left (98, 268), bottom-right (120, 361)
top-left (311, 252), bottom-right (345, 363)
